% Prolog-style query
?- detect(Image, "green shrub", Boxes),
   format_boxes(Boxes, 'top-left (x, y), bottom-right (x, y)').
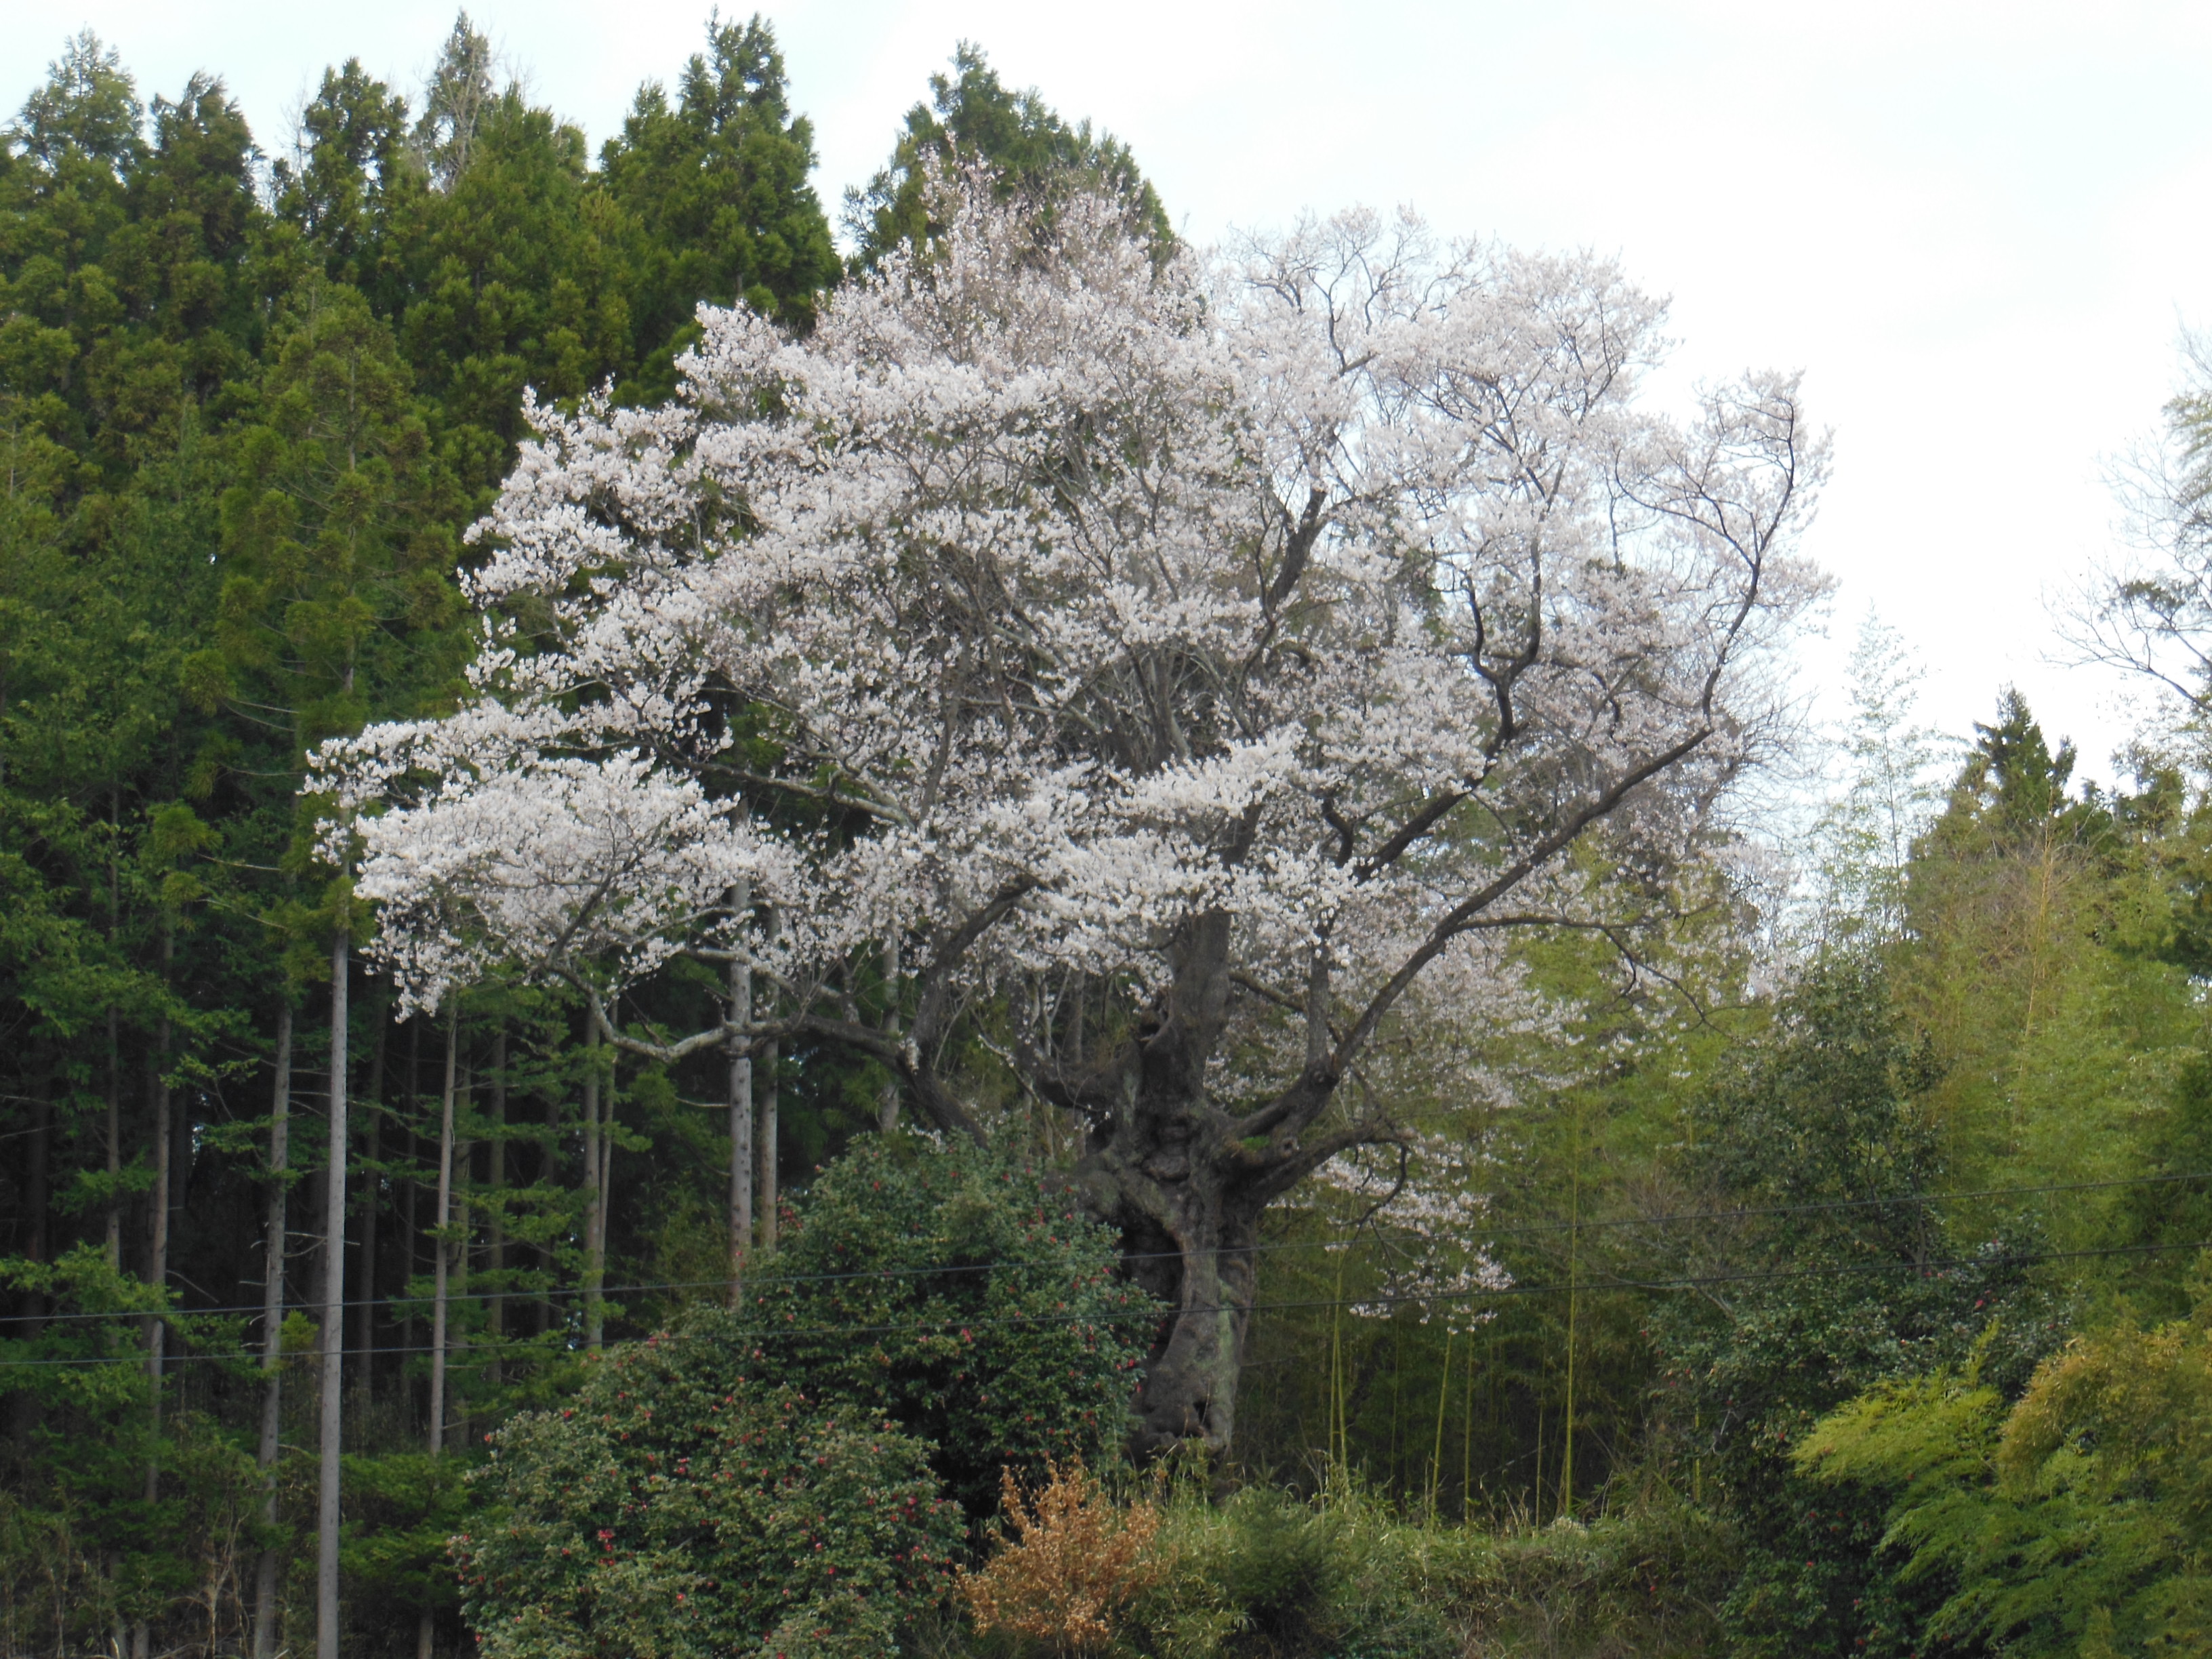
top-left (1123, 1484), bottom-right (1460, 1659)
top-left (748, 1130), bottom-right (1156, 1522)
top-left (457, 1316), bottom-right (964, 1659)
top-left (1448, 1501), bottom-right (1736, 1658)
top-left (1797, 1290), bottom-right (2212, 1658)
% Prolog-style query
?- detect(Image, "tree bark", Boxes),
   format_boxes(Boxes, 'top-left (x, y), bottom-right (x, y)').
top-left (726, 928), bottom-right (752, 1305)
top-left (486, 1025), bottom-right (504, 1386)
top-left (1050, 915), bottom-right (1305, 1465)
top-left (401, 1020), bottom-right (420, 1390)
top-left (352, 1016), bottom-right (384, 1406)
top-left (104, 1004), bottom-right (121, 1269)
top-left (581, 1017), bottom-right (605, 1355)
top-left (876, 937), bottom-right (901, 1132)
top-left (1083, 1160), bottom-right (1263, 1465)
top-left (756, 1040), bottom-right (778, 1252)
top-left (316, 930), bottom-right (348, 1659)
top-left (130, 981), bottom-right (171, 1659)
top-left (253, 1002), bottom-right (292, 1659)
top-left (427, 1007), bottom-right (457, 1457)
top-left (451, 1062), bottom-right (472, 1451)
top-left (9, 1092), bottom-right (49, 1443)
top-left (142, 928), bottom-right (172, 1499)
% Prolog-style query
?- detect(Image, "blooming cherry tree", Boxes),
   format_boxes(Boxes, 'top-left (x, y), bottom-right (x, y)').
top-left (322, 171), bottom-right (1825, 1460)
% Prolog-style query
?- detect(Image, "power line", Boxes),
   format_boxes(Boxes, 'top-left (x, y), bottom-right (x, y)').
top-left (12, 1164), bottom-right (2202, 1328)
top-left (3, 1232), bottom-right (2199, 1371)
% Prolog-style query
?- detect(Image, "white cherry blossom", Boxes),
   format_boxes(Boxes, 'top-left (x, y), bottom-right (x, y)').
top-left (319, 169), bottom-right (1826, 1458)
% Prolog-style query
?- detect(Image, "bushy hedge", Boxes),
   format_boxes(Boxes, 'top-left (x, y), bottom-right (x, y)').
top-left (457, 1132), bottom-right (1157, 1654)
top-left (747, 1130), bottom-right (1156, 1521)
top-left (458, 1322), bottom-right (964, 1659)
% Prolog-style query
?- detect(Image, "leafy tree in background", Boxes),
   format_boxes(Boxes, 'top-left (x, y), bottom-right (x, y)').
top-left (0, 15), bottom-right (852, 1650)
top-left (1901, 693), bottom-right (2198, 1254)
top-left (329, 166), bottom-right (1823, 1473)
top-left (459, 1128), bottom-right (1150, 1653)
top-left (1651, 954), bottom-right (2057, 1659)
top-left (1801, 613), bottom-right (1952, 949)
top-left (270, 60), bottom-right (411, 306)
top-left (35, 12), bottom-right (2212, 1658)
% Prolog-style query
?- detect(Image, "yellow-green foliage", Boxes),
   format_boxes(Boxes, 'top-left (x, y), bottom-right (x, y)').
top-left (1798, 1287), bottom-right (2212, 1656)
top-left (954, 1478), bottom-right (1733, 1659)
top-left (1900, 708), bottom-right (2204, 1260)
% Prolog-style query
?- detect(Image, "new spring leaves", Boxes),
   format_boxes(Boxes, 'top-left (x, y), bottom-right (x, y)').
top-left (320, 171), bottom-right (1825, 1140)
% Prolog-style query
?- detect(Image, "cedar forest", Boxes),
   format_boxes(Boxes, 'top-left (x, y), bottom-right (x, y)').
top-left (6, 14), bottom-right (2212, 1659)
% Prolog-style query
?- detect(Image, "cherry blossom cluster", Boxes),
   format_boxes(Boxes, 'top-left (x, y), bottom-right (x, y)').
top-left (319, 167), bottom-right (1824, 1139)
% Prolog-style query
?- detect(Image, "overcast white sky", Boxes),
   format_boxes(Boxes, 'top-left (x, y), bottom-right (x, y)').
top-left (12, 0), bottom-right (2212, 782)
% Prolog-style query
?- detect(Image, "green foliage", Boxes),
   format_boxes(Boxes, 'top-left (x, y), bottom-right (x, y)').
top-left (459, 1317), bottom-right (963, 1659)
top-left (939, 1477), bottom-right (1732, 1659)
top-left (1900, 693), bottom-right (2200, 1251)
top-left (1799, 1282), bottom-right (2212, 1655)
top-left (749, 1131), bottom-right (1157, 1523)
top-left (1650, 954), bottom-right (2060, 1658)
top-left (598, 14), bottom-right (840, 396)
top-left (0, 1246), bottom-right (260, 1649)
top-left (0, 16), bottom-right (843, 1649)
top-left (844, 44), bottom-right (1170, 271)
top-left (14, 14), bottom-right (2212, 1658)
top-left (1122, 1484), bottom-right (1459, 1659)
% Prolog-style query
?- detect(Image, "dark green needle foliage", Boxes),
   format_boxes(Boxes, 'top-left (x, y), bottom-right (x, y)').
top-left (598, 14), bottom-right (841, 399)
top-left (844, 43), bottom-right (1171, 271)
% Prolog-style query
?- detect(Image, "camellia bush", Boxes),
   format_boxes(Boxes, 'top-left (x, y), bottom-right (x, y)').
top-left (746, 1130), bottom-right (1157, 1522)
top-left (456, 1326), bottom-right (964, 1659)
top-left (455, 1133), bottom-right (1149, 1654)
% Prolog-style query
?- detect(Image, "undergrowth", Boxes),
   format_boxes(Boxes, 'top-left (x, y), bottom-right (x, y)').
top-left (928, 1469), bottom-right (1735, 1659)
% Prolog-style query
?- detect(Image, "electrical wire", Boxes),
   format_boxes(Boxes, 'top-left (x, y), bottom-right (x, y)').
top-left (3, 1231), bottom-right (2200, 1370)
top-left (12, 1166), bottom-right (2202, 1329)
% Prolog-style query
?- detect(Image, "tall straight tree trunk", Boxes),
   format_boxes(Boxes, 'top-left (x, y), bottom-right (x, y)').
top-left (352, 1016), bottom-right (385, 1406)
top-left (316, 930), bottom-right (348, 1659)
top-left (533, 1087), bottom-right (553, 1338)
top-left (253, 1004), bottom-right (293, 1659)
top-left (756, 1042), bottom-right (778, 1252)
top-left (726, 929), bottom-right (751, 1305)
top-left (400, 1021), bottom-right (420, 1391)
top-left (10, 1092), bottom-right (49, 1443)
top-left (104, 1004), bottom-right (121, 1268)
top-left (451, 1061), bottom-right (472, 1450)
top-left (876, 937), bottom-right (900, 1132)
top-left (581, 1017), bottom-right (605, 1355)
top-left (104, 795), bottom-right (121, 1269)
top-left (142, 922), bottom-right (173, 1497)
top-left (352, 1094), bottom-right (380, 1406)
top-left (131, 974), bottom-right (171, 1659)
top-left (486, 1025), bottom-right (504, 1386)
top-left (418, 1006), bottom-right (457, 1659)
top-left (427, 1008), bottom-right (457, 1458)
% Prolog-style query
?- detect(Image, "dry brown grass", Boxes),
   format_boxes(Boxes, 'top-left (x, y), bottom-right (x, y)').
top-left (956, 1459), bottom-right (1168, 1652)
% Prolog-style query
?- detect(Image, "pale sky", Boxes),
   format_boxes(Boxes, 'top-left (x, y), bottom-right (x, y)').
top-left (12, 0), bottom-right (2212, 783)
